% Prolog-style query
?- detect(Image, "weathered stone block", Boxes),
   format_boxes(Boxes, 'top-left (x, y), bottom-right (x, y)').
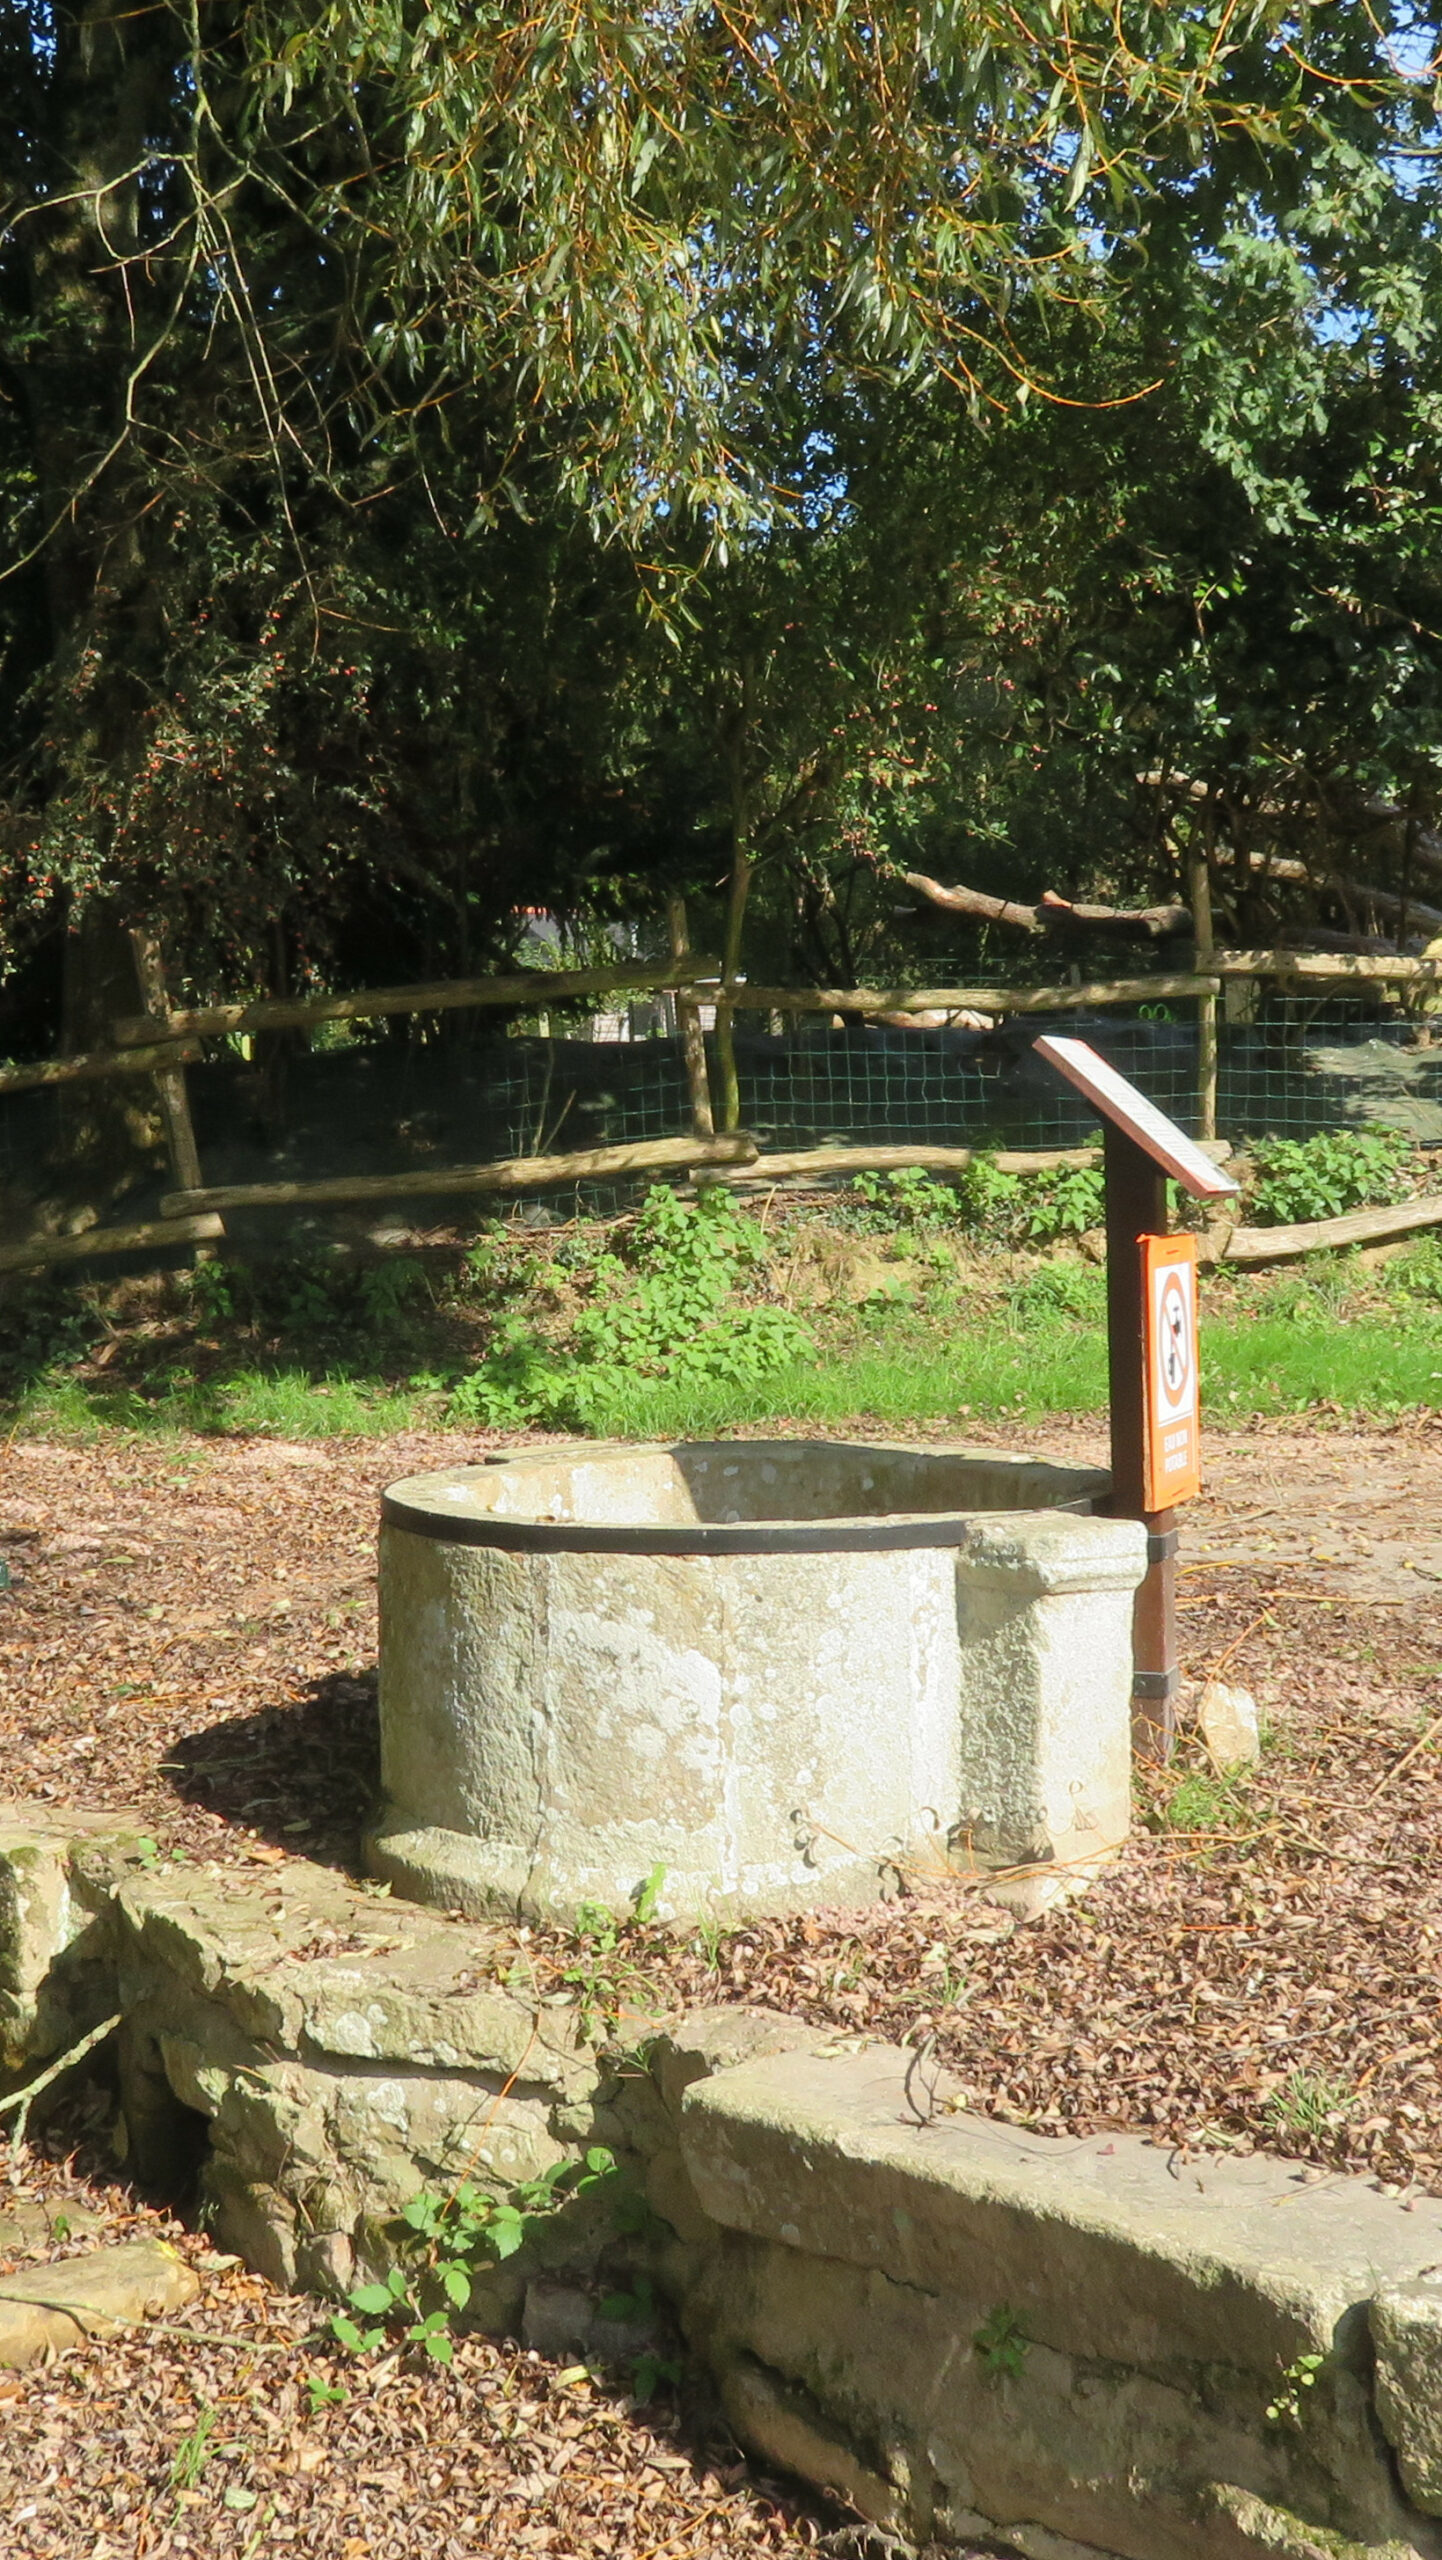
top-left (0, 2239), bottom-right (198, 2367)
top-left (679, 2045), bottom-right (1442, 2559)
top-left (681, 2047), bottom-right (1442, 2387)
top-left (1374, 2280), bottom-right (1442, 2517)
top-left (0, 1808), bottom-right (146, 2068)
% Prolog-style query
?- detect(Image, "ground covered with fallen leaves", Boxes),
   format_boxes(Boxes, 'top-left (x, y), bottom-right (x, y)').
top-left (3, 1414), bottom-right (1442, 2552)
top-left (0, 2151), bottom-right (856, 2559)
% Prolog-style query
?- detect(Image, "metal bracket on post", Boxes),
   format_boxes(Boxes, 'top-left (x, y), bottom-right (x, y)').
top-left (1032, 1035), bottom-right (1240, 1764)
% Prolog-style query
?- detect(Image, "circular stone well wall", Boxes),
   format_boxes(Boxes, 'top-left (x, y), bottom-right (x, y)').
top-left (369, 1440), bottom-right (1146, 1924)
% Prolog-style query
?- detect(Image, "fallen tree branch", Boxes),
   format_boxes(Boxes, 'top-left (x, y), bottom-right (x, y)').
top-left (1037, 890), bottom-right (1193, 939)
top-left (901, 872), bottom-right (1042, 931)
top-left (901, 873), bottom-right (1193, 939)
top-left (0, 2013), bottom-right (122, 2150)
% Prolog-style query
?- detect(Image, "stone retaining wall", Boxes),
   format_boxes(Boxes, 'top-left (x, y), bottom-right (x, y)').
top-left (6, 1809), bottom-right (1442, 2560)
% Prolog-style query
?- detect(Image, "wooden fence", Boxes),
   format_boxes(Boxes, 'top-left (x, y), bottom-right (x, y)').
top-left (2, 936), bottom-right (1439, 1276)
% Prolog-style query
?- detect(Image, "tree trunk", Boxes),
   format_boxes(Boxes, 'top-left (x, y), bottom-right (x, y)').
top-left (57, 907), bottom-right (161, 1181)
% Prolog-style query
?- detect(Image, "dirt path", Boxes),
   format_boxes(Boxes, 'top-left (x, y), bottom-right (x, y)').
top-left (988, 1414), bottom-right (1442, 1605)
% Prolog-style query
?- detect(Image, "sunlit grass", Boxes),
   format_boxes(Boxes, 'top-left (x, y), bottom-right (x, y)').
top-left (6, 1366), bottom-right (435, 1441)
top-left (5, 1265), bottom-right (1438, 1442)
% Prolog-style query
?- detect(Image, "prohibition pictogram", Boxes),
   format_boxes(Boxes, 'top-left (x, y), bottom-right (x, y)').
top-left (1142, 1233), bottom-right (1201, 1505)
top-left (1154, 1266), bottom-right (1193, 1417)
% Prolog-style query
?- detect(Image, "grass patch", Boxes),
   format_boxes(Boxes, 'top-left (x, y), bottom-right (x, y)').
top-left (1205, 1310), bottom-right (1442, 1417)
top-left (7, 1367), bottom-right (436, 1441)
top-left (568, 1329), bottom-right (1109, 1437)
top-left (3, 1194), bottom-right (1440, 1442)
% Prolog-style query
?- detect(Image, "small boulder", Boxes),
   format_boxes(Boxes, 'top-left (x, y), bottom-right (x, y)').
top-left (1199, 1677), bottom-right (1262, 1770)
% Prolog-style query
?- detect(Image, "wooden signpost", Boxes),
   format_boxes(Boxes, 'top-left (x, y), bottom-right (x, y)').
top-left (1032, 1035), bottom-right (1239, 1760)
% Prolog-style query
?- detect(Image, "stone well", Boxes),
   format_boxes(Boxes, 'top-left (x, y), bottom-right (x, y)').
top-left (368, 1440), bottom-right (1147, 1925)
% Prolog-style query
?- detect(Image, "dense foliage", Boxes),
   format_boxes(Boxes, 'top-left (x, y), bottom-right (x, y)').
top-left (2, 2), bottom-right (1441, 1038)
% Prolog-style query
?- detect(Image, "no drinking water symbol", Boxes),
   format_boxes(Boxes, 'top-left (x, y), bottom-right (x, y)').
top-left (1156, 1268), bottom-right (1193, 1414)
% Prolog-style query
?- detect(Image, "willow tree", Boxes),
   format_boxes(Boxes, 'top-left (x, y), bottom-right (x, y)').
top-left (0, 0), bottom-right (1433, 1050)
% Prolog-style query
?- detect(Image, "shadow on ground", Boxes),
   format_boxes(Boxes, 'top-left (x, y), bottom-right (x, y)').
top-left (165, 1669), bottom-right (380, 1872)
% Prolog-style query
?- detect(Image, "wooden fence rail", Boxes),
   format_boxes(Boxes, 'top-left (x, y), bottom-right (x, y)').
top-left (0, 939), bottom-right (1435, 1277)
top-left (0, 1039), bottom-right (199, 1098)
top-left (159, 1132), bottom-right (759, 1220)
top-left (110, 954), bottom-right (718, 1048)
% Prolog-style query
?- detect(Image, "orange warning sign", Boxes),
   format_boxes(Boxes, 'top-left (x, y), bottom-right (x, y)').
top-left (1141, 1232), bottom-right (1202, 1508)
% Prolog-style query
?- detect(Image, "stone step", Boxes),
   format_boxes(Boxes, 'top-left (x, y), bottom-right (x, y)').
top-left (0, 2240), bottom-right (200, 2368)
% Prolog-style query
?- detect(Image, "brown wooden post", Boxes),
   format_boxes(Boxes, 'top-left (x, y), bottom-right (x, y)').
top-left (128, 930), bottom-right (205, 1197)
top-left (1102, 1122), bottom-right (1178, 1761)
top-left (1034, 1034), bottom-right (1237, 1768)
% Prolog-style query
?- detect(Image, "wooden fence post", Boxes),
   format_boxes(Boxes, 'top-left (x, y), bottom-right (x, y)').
top-left (128, 931), bottom-right (205, 1198)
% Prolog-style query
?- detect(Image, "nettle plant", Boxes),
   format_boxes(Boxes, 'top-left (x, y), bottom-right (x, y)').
top-left (333, 2147), bottom-right (624, 2364)
top-left (951, 1156), bottom-right (1107, 1248)
top-left (450, 1184), bottom-right (812, 1427)
top-left (1246, 1126), bottom-right (1413, 1227)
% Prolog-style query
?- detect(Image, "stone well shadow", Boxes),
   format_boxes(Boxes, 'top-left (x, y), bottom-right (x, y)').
top-left (164, 1668), bottom-right (380, 1873)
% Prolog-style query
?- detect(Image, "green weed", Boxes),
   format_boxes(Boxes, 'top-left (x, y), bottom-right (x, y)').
top-left (1264, 2071), bottom-right (1353, 2140)
top-left (973, 2306), bottom-right (1028, 2385)
top-left (562, 1898), bottom-right (654, 2041)
top-left (1247, 1125), bottom-right (1413, 1225)
top-left (169, 2405), bottom-right (217, 2493)
top-left (332, 2149), bottom-right (621, 2364)
top-left (846, 1169), bottom-right (966, 1231)
top-left (950, 1156), bottom-right (1106, 1247)
top-left (1011, 1261), bottom-right (1105, 1325)
top-left (450, 1185), bottom-right (812, 1428)
top-left (1156, 1769), bottom-right (1256, 1834)
top-left (1266, 2351), bottom-right (1326, 2428)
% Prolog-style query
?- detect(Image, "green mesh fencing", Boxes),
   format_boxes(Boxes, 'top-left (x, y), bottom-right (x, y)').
top-left (495, 995), bottom-right (1442, 1164)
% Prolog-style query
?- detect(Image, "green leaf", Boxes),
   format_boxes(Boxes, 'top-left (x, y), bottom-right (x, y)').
top-left (349, 2283), bottom-right (399, 2316)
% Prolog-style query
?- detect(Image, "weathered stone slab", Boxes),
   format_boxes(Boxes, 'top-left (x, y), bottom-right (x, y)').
top-left (0, 1807), bottom-right (147, 2068)
top-left (678, 2045), bottom-right (1442, 2560)
top-left (0, 2240), bottom-right (199, 2366)
top-left (105, 1858), bottom-right (606, 2288)
top-left (113, 1861), bottom-right (593, 2090)
top-left (1374, 2281), bottom-right (1442, 2517)
top-left (681, 2046), bottom-right (1442, 2385)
